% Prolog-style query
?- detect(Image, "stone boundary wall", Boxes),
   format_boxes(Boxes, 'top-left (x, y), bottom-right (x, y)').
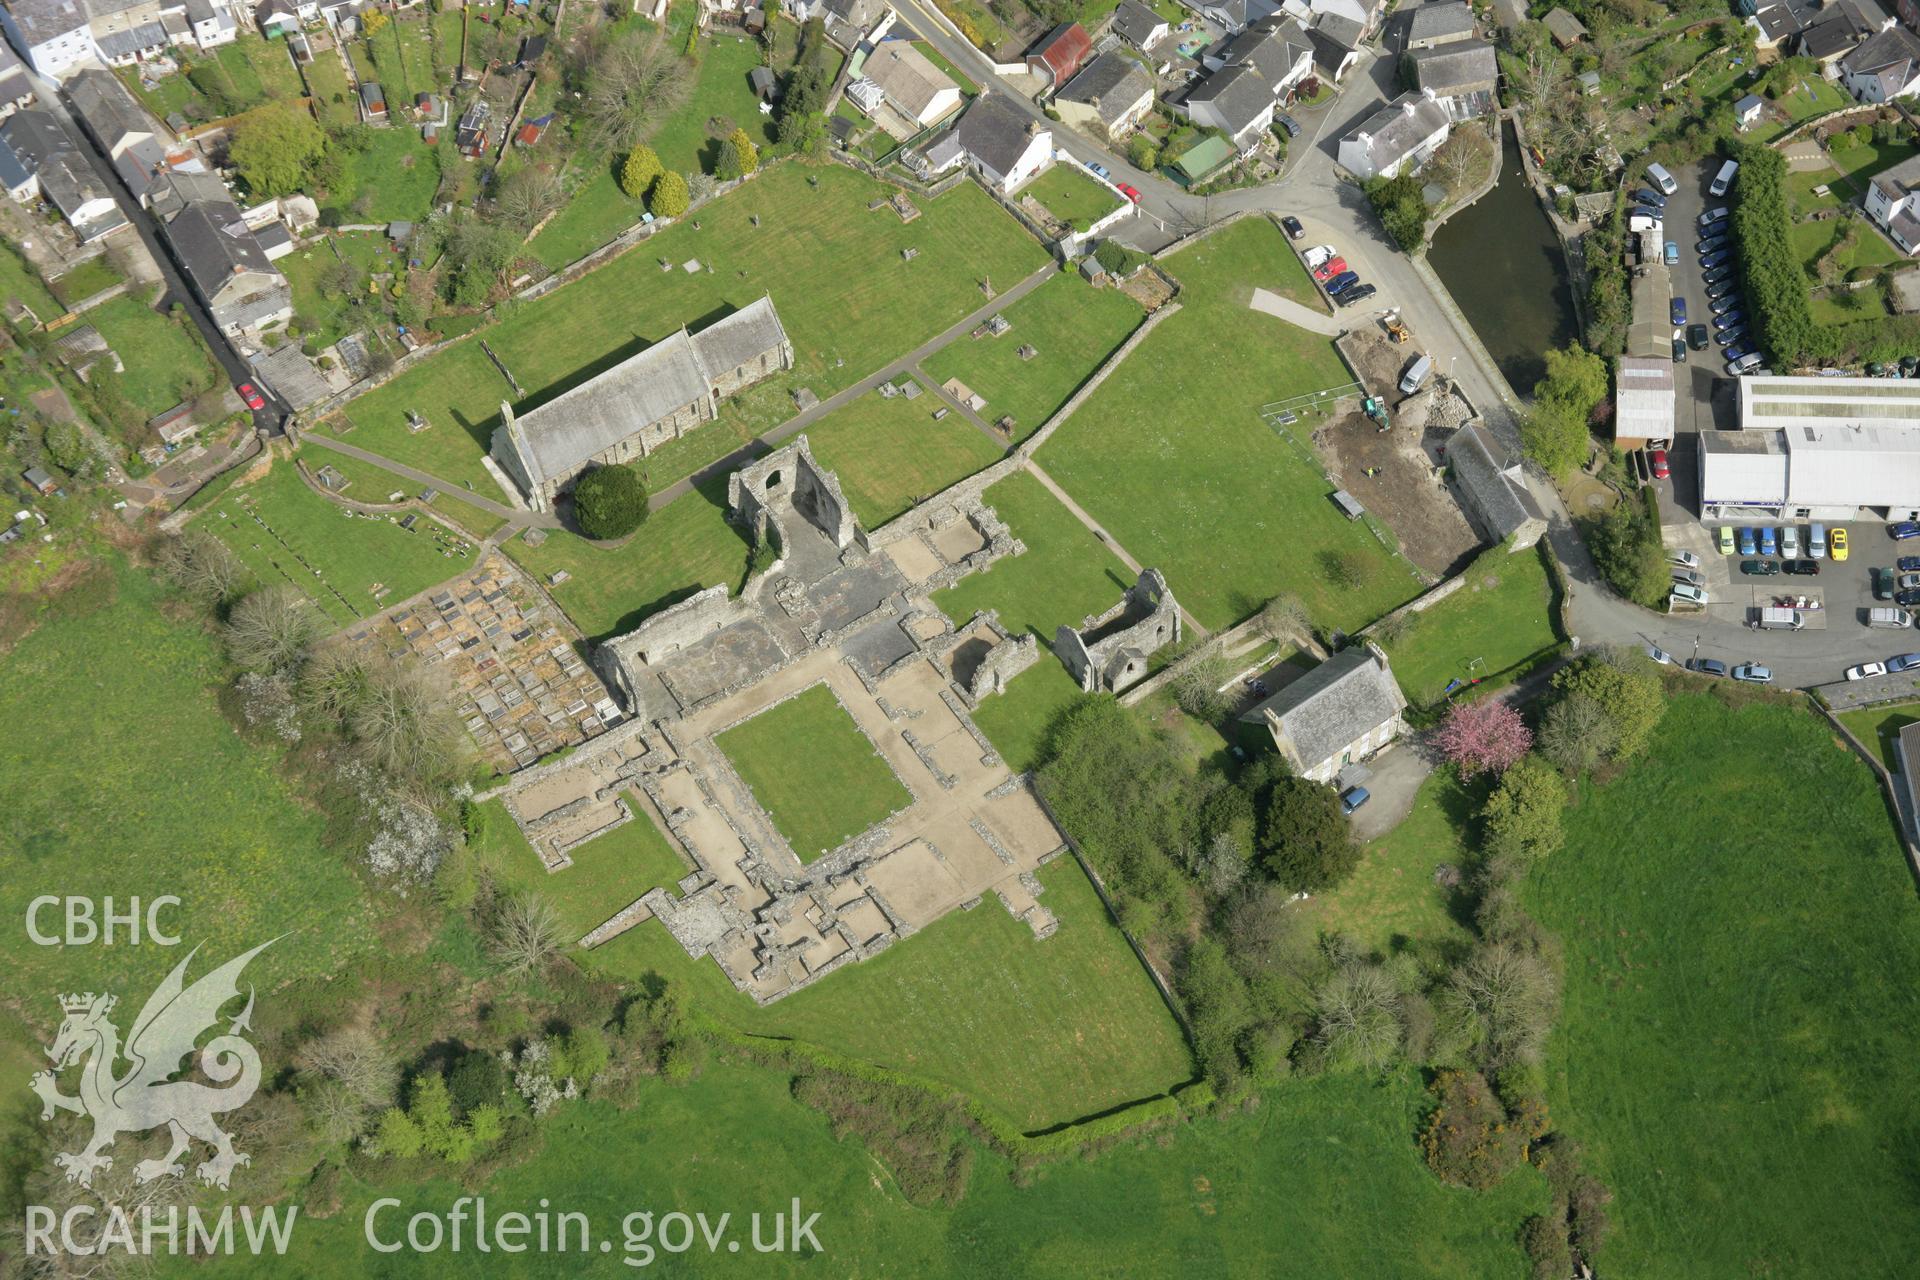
top-left (1116, 612), bottom-right (1326, 709)
top-left (1812, 695), bottom-right (1920, 891)
top-left (1355, 568), bottom-right (1472, 637)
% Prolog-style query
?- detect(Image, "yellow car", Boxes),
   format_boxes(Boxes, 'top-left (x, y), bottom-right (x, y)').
top-left (1831, 527), bottom-right (1849, 561)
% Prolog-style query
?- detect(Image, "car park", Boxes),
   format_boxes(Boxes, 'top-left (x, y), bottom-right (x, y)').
top-left (1738, 527), bottom-right (1757, 555)
top-left (1633, 187), bottom-right (1667, 208)
top-left (1280, 215), bottom-right (1304, 239)
top-left (1672, 583), bottom-right (1708, 604)
top-left (1304, 245), bottom-right (1335, 268)
top-left (1832, 527), bottom-right (1850, 559)
top-left (1670, 298), bottom-right (1686, 325)
top-left (1705, 280), bottom-right (1738, 301)
top-left (1782, 559), bottom-right (1818, 575)
top-left (1759, 526), bottom-right (1777, 556)
top-left (1726, 341), bottom-right (1757, 361)
top-left (1731, 663), bottom-right (1771, 683)
top-left (1688, 323), bottom-right (1710, 349)
top-left (1689, 657), bottom-right (1728, 677)
top-left (1891, 522), bottom-right (1920, 540)
top-left (1740, 558), bottom-right (1779, 575)
top-left (1335, 283), bottom-right (1377, 306)
top-left (1727, 353), bottom-right (1763, 375)
top-left (1339, 786), bottom-right (1370, 815)
top-left (1703, 263), bottom-right (1737, 283)
top-left (1782, 526), bottom-right (1800, 558)
top-left (1902, 573), bottom-right (1920, 591)
top-left (1848, 662), bottom-right (1889, 680)
top-left (1718, 526), bottom-right (1735, 555)
top-left (1672, 567), bottom-right (1705, 588)
top-left (1889, 653), bottom-right (1920, 673)
top-left (1664, 242), bottom-right (1681, 266)
top-left (1325, 271), bottom-right (1360, 294)
top-left (1646, 162), bottom-right (1679, 195)
top-left (1869, 607), bottom-right (1913, 628)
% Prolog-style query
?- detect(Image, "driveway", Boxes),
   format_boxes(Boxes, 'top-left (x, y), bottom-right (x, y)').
top-left (1347, 742), bottom-right (1434, 841)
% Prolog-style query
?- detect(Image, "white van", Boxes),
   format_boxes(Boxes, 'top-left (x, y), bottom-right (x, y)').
top-left (1756, 606), bottom-right (1805, 630)
top-left (1399, 353), bottom-right (1432, 394)
top-left (1809, 523), bottom-right (1827, 558)
top-left (1646, 161), bottom-right (1679, 196)
top-left (1782, 525), bottom-right (1800, 559)
top-left (1672, 583), bottom-right (1709, 606)
top-left (1868, 607), bottom-right (1913, 629)
top-left (1710, 159), bottom-right (1739, 198)
top-left (1628, 212), bottom-right (1660, 233)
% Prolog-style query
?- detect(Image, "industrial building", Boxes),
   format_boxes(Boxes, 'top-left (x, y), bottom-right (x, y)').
top-left (1697, 375), bottom-right (1920, 522)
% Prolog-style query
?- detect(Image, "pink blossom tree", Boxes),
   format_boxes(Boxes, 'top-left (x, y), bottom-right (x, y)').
top-left (1431, 700), bottom-right (1532, 778)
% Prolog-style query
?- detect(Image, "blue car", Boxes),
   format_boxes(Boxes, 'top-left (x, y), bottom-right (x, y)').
top-left (1738, 526), bottom-right (1757, 555)
top-left (1632, 188), bottom-right (1667, 209)
top-left (1892, 522), bottom-right (1920, 540)
top-left (1714, 309), bottom-right (1746, 330)
top-left (1701, 248), bottom-right (1733, 269)
top-left (1689, 658), bottom-right (1728, 678)
top-left (1663, 242), bottom-right (1680, 266)
top-left (1890, 653), bottom-right (1920, 673)
top-left (1716, 324), bottom-right (1747, 345)
top-left (1671, 297), bottom-right (1687, 325)
top-left (1759, 526), bottom-right (1778, 556)
top-left (1726, 341), bottom-right (1756, 361)
top-left (1086, 161), bottom-right (1111, 180)
top-left (1700, 218), bottom-right (1730, 237)
top-left (1325, 270), bottom-right (1360, 295)
top-left (1898, 556), bottom-right (1920, 572)
top-left (1340, 786), bottom-right (1370, 815)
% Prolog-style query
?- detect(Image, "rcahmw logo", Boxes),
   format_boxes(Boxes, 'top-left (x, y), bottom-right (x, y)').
top-left (23, 936), bottom-right (301, 1258)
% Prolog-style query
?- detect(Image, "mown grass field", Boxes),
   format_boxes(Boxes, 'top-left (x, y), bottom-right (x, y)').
top-left (472, 793), bottom-right (689, 938)
top-left (921, 272), bottom-right (1143, 439)
top-left (292, 446), bottom-right (509, 539)
top-left (715, 684), bottom-right (912, 862)
top-left (803, 383), bottom-right (1005, 527)
top-left (592, 855), bottom-right (1195, 1130)
top-left (1036, 217), bottom-right (1416, 632)
top-left (1527, 693), bottom-right (1920, 1277)
top-left (330, 161), bottom-right (1049, 494)
top-left (1025, 163), bottom-right (1123, 232)
top-left (1836, 699), bottom-right (1920, 773)
top-left (85, 290), bottom-right (221, 418)
top-left (195, 458), bottom-right (471, 626)
top-left (1378, 542), bottom-right (1559, 707)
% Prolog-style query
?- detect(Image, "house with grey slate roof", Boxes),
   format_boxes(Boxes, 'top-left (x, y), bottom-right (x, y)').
top-left (166, 198), bottom-right (291, 331)
top-left (1337, 86), bottom-right (1451, 179)
top-left (1240, 643), bottom-right (1408, 782)
top-left (1446, 423), bottom-right (1547, 551)
top-left (1406, 0), bottom-right (1475, 50)
top-left (1840, 24), bottom-right (1920, 102)
top-left (1055, 50), bottom-right (1156, 137)
top-left (491, 297), bottom-right (793, 512)
top-left (1182, 62), bottom-right (1276, 150)
top-left (918, 93), bottom-right (1052, 192)
top-left (1411, 37), bottom-right (1498, 119)
top-left (1109, 0), bottom-right (1168, 50)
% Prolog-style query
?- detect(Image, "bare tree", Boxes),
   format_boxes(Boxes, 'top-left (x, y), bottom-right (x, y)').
top-left (225, 584), bottom-right (322, 673)
top-left (1170, 642), bottom-right (1235, 720)
top-left (299, 641), bottom-right (374, 720)
top-left (489, 893), bottom-right (565, 975)
top-left (298, 1024), bottom-right (398, 1109)
top-left (1258, 593), bottom-right (1311, 645)
top-left (493, 166), bottom-right (567, 231)
top-left (580, 29), bottom-right (694, 153)
top-left (1538, 692), bottom-right (1617, 777)
top-left (1445, 942), bottom-right (1560, 1068)
top-left (1312, 962), bottom-right (1404, 1072)
top-left (156, 529), bottom-right (247, 607)
top-left (344, 658), bottom-right (467, 783)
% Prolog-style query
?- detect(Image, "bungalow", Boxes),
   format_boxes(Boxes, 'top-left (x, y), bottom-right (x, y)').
top-left (0, 0), bottom-right (95, 77)
top-left (1839, 25), bottom-right (1920, 102)
top-left (1410, 37), bottom-right (1498, 120)
top-left (1238, 642), bottom-right (1409, 783)
top-left (1054, 50), bottom-right (1156, 138)
top-left (1109, 0), bottom-right (1168, 51)
top-left (917, 93), bottom-right (1051, 193)
top-left (1182, 63), bottom-right (1276, 151)
top-left (1406, 0), bottom-right (1475, 51)
top-left (1337, 86), bottom-right (1451, 180)
top-left (861, 40), bottom-right (962, 129)
top-left (1027, 22), bottom-right (1092, 91)
top-left (1863, 151), bottom-right (1920, 253)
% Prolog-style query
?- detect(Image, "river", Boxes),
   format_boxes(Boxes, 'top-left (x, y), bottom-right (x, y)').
top-left (1427, 123), bottom-right (1579, 397)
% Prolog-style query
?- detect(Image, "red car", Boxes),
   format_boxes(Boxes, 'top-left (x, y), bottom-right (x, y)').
top-left (1650, 447), bottom-right (1670, 480)
top-left (237, 382), bottom-right (266, 411)
top-left (1116, 182), bottom-right (1141, 204)
top-left (1313, 256), bottom-right (1348, 282)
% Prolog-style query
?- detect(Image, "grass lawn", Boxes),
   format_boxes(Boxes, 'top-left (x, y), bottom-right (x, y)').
top-left (323, 128), bottom-right (442, 224)
top-left (280, 231), bottom-right (400, 349)
top-left (0, 556), bottom-right (375, 1043)
top-left (195, 457), bottom-right (471, 626)
top-left (1378, 542), bottom-right (1560, 707)
top-left (921, 272), bottom-right (1144, 439)
top-left (471, 792), bottom-right (689, 938)
top-left (1826, 140), bottom-right (1920, 199)
top-left (1526, 693), bottom-right (1920, 1278)
top-left (1024, 162), bottom-right (1123, 233)
top-left (46, 255), bottom-right (121, 306)
top-left (293, 445), bottom-right (509, 538)
top-left (714, 684), bottom-right (911, 861)
top-left (0, 246), bottom-right (59, 323)
top-left (334, 161), bottom-right (1049, 495)
top-left (1836, 699), bottom-right (1920, 773)
top-left (802, 382), bottom-right (1005, 527)
top-left (1036, 216), bottom-right (1416, 632)
top-left (592, 855), bottom-right (1195, 1130)
top-left (505, 482), bottom-right (750, 641)
top-left (84, 290), bottom-right (221, 417)
top-left (968, 658), bottom-right (1088, 774)
top-left (301, 48), bottom-right (356, 128)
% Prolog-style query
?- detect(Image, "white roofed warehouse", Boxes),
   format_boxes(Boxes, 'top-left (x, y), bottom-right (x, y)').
top-left (1697, 375), bottom-right (1920, 522)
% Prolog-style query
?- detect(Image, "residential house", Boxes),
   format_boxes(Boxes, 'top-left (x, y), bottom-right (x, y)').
top-left (39, 150), bottom-right (126, 240)
top-left (145, 163), bottom-right (225, 217)
top-left (67, 67), bottom-right (159, 160)
top-left (1541, 6), bottom-right (1587, 47)
top-left (165, 197), bottom-right (292, 332)
top-left (1182, 62), bottom-right (1276, 151)
top-left (184, 0), bottom-right (235, 47)
top-left (787, 0), bottom-right (884, 49)
top-left (0, 37), bottom-right (35, 114)
top-left (0, 105), bottom-right (69, 169)
top-left (860, 39), bottom-right (961, 130)
top-left (1306, 12), bottom-right (1364, 82)
top-left (1840, 25), bottom-right (1920, 101)
top-left (0, 132), bottom-right (32, 198)
top-left (252, 217), bottom-right (291, 259)
top-left (1191, 0), bottom-right (1280, 34)
top-left (1054, 50), bottom-right (1155, 138)
top-left (1109, 0), bottom-right (1168, 50)
top-left (1864, 151), bottom-right (1920, 253)
top-left (253, 0), bottom-right (298, 36)
top-left (0, 0), bottom-right (95, 77)
top-left (1238, 642), bottom-right (1409, 783)
top-left (1797, 0), bottom-right (1892, 68)
top-left (1406, 0), bottom-right (1475, 51)
top-left (1410, 37), bottom-right (1497, 120)
top-left (1734, 92), bottom-right (1765, 128)
top-left (1292, 0), bottom-right (1384, 38)
top-left (1204, 15), bottom-right (1315, 100)
top-left (1446, 422), bottom-right (1547, 550)
top-left (1337, 86), bottom-right (1451, 179)
top-left (1746, 0), bottom-right (1808, 52)
top-left (918, 92), bottom-right (1051, 192)
top-left (1027, 22), bottom-right (1092, 90)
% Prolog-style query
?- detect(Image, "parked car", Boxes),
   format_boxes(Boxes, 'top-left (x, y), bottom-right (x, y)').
top-left (1738, 526), bottom-right (1757, 555)
top-left (1718, 526), bottom-right (1735, 555)
top-left (1731, 663), bottom-right (1772, 683)
top-left (1280, 214), bottom-right (1304, 239)
top-left (1699, 205), bottom-right (1729, 225)
top-left (1810, 523), bottom-right (1827, 558)
top-left (1701, 248), bottom-right (1733, 269)
top-left (1324, 270), bottom-right (1360, 295)
top-left (1672, 567), bottom-right (1705, 588)
top-left (1689, 657), bottom-right (1728, 677)
top-left (1647, 162), bottom-right (1679, 194)
top-left (1726, 341), bottom-right (1757, 362)
top-left (1116, 182), bottom-right (1142, 203)
top-left (1335, 283), bottom-right (1378, 307)
top-left (1663, 242), bottom-right (1680, 266)
top-left (1898, 556), bottom-right (1920, 572)
top-left (1711, 159), bottom-right (1740, 197)
top-left (1687, 323), bottom-right (1711, 349)
top-left (1759, 526), bottom-right (1778, 556)
top-left (1716, 327), bottom-right (1748, 349)
top-left (1782, 525), bottom-right (1800, 559)
top-left (1848, 662), bottom-right (1889, 680)
top-left (1728, 352), bottom-right (1764, 376)
top-left (1697, 235), bottom-right (1728, 254)
top-left (237, 383), bottom-right (265, 412)
top-left (1891, 522), bottom-right (1920, 540)
top-left (1782, 559), bottom-right (1818, 575)
top-left (1671, 583), bottom-right (1709, 605)
top-left (1896, 588), bottom-right (1920, 608)
top-left (1670, 297), bottom-right (1687, 325)
top-left (1086, 161), bottom-right (1111, 180)
top-left (1633, 187), bottom-right (1668, 208)
top-left (1901, 572), bottom-right (1920, 591)
top-left (1889, 653), bottom-right (1920, 673)
top-left (1650, 447), bottom-right (1670, 479)
top-left (1832, 526), bottom-right (1850, 559)
top-left (1703, 263), bottom-right (1738, 284)
top-left (1313, 256), bottom-right (1349, 281)
top-left (1668, 548), bottom-right (1702, 569)
top-left (1705, 280), bottom-right (1739, 301)
top-left (1277, 114), bottom-right (1302, 138)
top-left (1304, 244), bottom-right (1335, 269)
top-left (1339, 786), bottom-right (1370, 815)
top-left (1645, 643), bottom-right (1675, 665)
top-left (1740, 558), bottom-right (1779, 576)
top-left (1714, 307), bottom-right (1746, 329)
top-left (1711, 294), bottom-right (1743, 315)
top-left (1700, 218), bottom-right (1730, 238)
top-left (1672, 337), bottom-right (1687, 363)
top-left (1874, 567), bottom-right (1895, 599)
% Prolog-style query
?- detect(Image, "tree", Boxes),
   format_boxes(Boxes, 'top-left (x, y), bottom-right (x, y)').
top-left (581, 30), bottom-right (694, 153)
top-left (572, 464), bottom-right (649, 539)
top-left (1170, 644), bottom-right (1233, 720)
top-left (1537, 692), bottom-right (1616, 776)
top-left (1364, 171), bottom-right (1428, 252)
top-left (1519, 396), bottom-right (1590, 479)
top-left (345, 658), bottom-right (467, 783)
top-left (620, 144), bottom-right (663, 199)
top-left (1551, 655), bottom-right (1665, 761)
top-left (494, 166), bottom-right (567, 230)
top-left (1446, 941), bottom-right (1560, 1067)
top-left (1481, 756), bottom-right (1569, 862)
top-left (723, 127), bottom-right (759, 177)
top-left (1127, 133), bottom-right (1159, 170)
top-left (649, 169), bottom-right (690, 219)
top-left (360, 8), bottom-right (389, 35)
top-left (1432, 699), bottom-right (1533, 777)
top-left (489, 893), bottom-right (564, 976)
top-left (1258, 593), bottom-right (1311, 644)
top-left (228, 102), bottom-right (329, 198)
top-left (157, 530), bottom-right (247, 607)
top-left (440, 215), bottom-right (518, 307)
top-left (1419, 1069), bottom-right (1548, 1189)
top-left (369, 1106), bottom-right (423, 1158)
top-left (1312, 962), bottom-right (1403, 1071)
top-left (1586, 493), bottom-right (1668, 606)
top-left (317, 256), bottom-right (363, 301)
top-left (1534, 344), bottom-right (1608, 415)
top-left (1179, 935), bottom-right (1256, 1091)
top-left (226, 585), bottom-right (321, 674)
top-left (1258, 774), bottom-right (1360, 892)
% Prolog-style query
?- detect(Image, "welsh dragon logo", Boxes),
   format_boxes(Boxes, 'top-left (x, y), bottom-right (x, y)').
top-left (30, 940), bottom-right (275, 1190)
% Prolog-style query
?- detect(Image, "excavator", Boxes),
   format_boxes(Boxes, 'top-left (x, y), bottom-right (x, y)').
top-left (1363, 397), bottom-right (1390, 431)
top-left (1382, 313), bottom-right (1411, 344)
